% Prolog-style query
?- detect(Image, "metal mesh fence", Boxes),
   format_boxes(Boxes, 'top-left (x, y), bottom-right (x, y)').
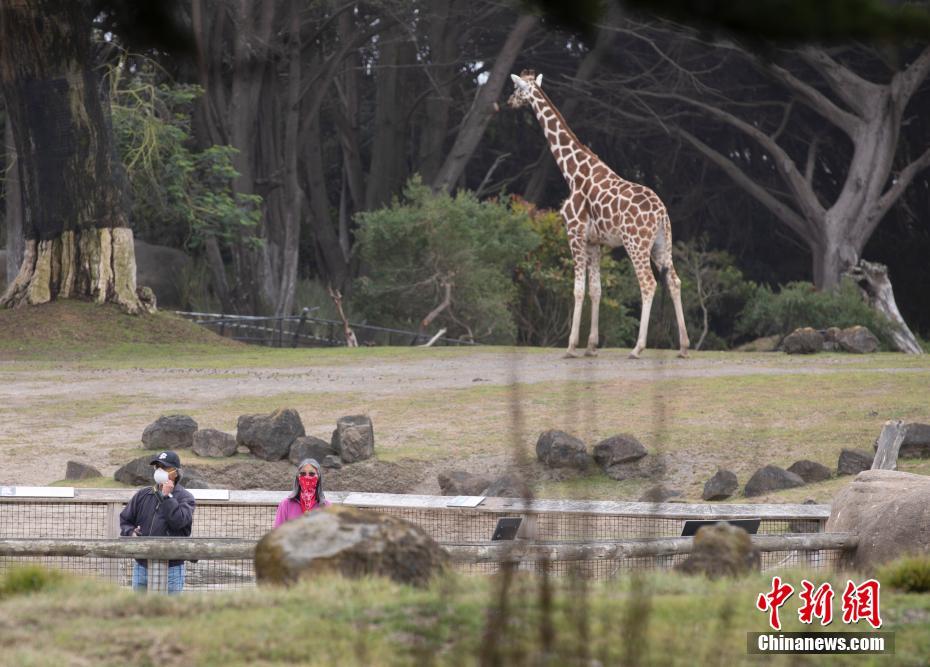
top-left (0, 494), bottom-right (838, 591)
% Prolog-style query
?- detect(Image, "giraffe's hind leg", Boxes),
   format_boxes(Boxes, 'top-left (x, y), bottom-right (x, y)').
top-left (652, 219), bottom-right (690, 357)
top-left (629, 247), bottom-right (657, 359)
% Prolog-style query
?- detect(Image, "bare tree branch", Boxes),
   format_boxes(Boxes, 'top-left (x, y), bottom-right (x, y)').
top-left (766, 57), bottom-right (861, 137)
top-left (634, 89), bottom-right (826, 223)
top-left (675, 127), bottom-right (814, 243)
top-left (797, 47), bottom-right (879, 115)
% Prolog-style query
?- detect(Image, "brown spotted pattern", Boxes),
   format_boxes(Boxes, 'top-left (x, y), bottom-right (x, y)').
top-left (509, 72), bottom-right (690, 358)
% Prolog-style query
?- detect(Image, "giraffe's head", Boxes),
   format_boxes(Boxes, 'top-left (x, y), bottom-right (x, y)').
top-left (507, 70), bottom-right (543, 109)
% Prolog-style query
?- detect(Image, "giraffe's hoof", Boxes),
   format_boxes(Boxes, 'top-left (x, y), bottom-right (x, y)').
top-left (678, 350), bottom-right (690, 359)
top-left (584, 348), bottom-right (598, 357)
top-left (563, 350), bottom-right (580, 359)
top-left (627, 351), bottom-right (641, 360)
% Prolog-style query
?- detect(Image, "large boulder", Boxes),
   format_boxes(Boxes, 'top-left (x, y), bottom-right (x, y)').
top-left (900, 423), bottom-right (930, 459)
top-left (702, 469), bottom-right (738, 501)
top-left (289, 436), bottom-right (335, 465)
top-left (787, 460), bottom-right (832, 484)
top-left (782, 327), bottom-right (824, 354)
top-left (133, 239), bottom-right (191, 309)
top-left (592, 434), bottom-right (647, 468)
top-left (254, 505), bottom-right (448, 587)
top-left (192, 429), bottom-right (238, 458)
top-left (437, 470), bottom-right (492, 497)
top-left (826, 470), bottom-right (930, 570)
top-left (141, 415), bottom-right (198, 450)
top-left (837, 448), bottom-right (874, 476)
top-left (65, 461), bottom-right (101, 480)
top-left (189, 460), bottom-right (292, 490)
top-left (535, 430), bottom-right (590, 470)
top-left (836, 326), bottom-right (879, 354)
top-left (115, 456), bottom-right (156, 486)
top-left (483, 474), bottom-right (530, 498)
top-left (744, 465), bottom-right (805, 497)
top-left (116, 455), bottom-right (208, 488)
top-left (237, 409), bottom-right (305, 461)
top-left (676, 523), bottom-right (761, 578)
top-left (332, 415), bottom-right (375, 463)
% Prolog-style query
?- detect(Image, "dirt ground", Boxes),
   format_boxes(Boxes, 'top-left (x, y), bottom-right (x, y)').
top-left (3, 348), bottom-right (927, 497)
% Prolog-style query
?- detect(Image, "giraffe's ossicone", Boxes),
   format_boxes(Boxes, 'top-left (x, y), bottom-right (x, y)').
top-left (508, 70), bottom-right (690, 359)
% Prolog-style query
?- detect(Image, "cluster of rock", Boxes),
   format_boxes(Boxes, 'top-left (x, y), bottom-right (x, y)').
top-left (104, 410), bottom-right (375, 488)
top-left (697, 421), bottom-right (930, 501)
top-left (782, 325), bottom-right (879, 354)
top-left (436, 430), bottom-right (657, 498)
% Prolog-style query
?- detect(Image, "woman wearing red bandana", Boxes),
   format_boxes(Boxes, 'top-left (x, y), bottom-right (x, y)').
top-left (273, 458), bottom-right (331, 527)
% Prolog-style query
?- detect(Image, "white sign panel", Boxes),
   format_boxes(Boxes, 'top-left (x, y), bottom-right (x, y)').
top-left (190, 489), bottom-right (230, 501)
top-left (0, 486), bottom-right (75, 498)
top-left (446, 495), bottom-right (485, 508)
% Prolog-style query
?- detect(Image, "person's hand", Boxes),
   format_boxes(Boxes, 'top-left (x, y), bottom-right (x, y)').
top-left (161, 478), bottom-right (175, 495)
top-left (132, 525), bottom-right (142, 537)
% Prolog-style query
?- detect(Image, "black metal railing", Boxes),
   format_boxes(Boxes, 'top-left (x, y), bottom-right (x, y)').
top-left (174, 308), bottom-right (477, 348)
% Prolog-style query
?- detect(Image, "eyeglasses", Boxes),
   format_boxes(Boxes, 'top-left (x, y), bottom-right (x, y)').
top-left (298, 471), bottom-right (317, 477)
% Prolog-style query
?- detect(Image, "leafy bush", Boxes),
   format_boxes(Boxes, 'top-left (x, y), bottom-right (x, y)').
top-left (512, 199), bottom-right (637, 347)
top-left (0, 564), bottom-right (63, 598)
top-left (877, 556), bottom-right (930, 593)
top-left (353, 179), bottom-right (538, 343)
top-left (109, 56), bottom-right (261, 250)
top-left (647, 238), bottom-right (755, 351)
top-left (736, 279), bottom-right (892, 346)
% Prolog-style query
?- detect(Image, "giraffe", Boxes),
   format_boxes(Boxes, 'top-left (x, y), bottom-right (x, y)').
top-left (508, 70), bottom-right (689, 359)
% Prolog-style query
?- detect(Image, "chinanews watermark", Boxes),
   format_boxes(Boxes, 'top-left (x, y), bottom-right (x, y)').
top-left (749, 577), bottom-right (894, 655)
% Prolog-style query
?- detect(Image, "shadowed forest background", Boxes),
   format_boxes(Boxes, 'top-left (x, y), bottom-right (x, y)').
top-left (1, 0), bottom-right (928, 350)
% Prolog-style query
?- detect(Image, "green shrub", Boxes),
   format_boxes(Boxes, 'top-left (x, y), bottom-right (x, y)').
top-left (877, 556), bottom-right (930, 593)
top-left (736, 279), bottom-right (893, 346)
top-left (0, 564), bottom-right (63, 598)
top-left (512, 199), bottom-right (637, 347)
top-left (353, 179), bottom-right (538, 343)
top-left (110, 55), bottom-right (261, 251)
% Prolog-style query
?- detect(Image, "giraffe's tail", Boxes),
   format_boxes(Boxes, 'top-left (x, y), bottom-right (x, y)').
top-left (650, 212), bottom-right (675, 271)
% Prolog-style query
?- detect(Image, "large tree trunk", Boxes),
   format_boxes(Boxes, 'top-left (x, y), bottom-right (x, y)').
top-left (274, 1), bottom-right (302, 317)
top-left (4, 118), bottom-right (24, 287)
top-left (846, 260), bottom-right (923, 354)
top-left (432, 14), bottom-right (538, 193)
top-left (0, 0), bottom-right (148, 314)
top-left (365, 23), bottom-right (416, 210)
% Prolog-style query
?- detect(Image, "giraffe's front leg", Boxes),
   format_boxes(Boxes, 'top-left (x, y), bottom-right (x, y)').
top-left (585, 245), bottom-right (601, 357)
top-left (565, 251), bottom-right (587, 359)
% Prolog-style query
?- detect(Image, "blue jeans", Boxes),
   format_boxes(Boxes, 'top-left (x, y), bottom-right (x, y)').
top-left (132, 562), bottom-right (185, 593)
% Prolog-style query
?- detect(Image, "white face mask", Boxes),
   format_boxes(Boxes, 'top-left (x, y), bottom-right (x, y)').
top-left (153, 468), bottom-right (170, 485)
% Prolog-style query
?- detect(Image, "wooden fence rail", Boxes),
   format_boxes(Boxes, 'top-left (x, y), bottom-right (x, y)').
top-left (0, 532), bottom-right (857, 564)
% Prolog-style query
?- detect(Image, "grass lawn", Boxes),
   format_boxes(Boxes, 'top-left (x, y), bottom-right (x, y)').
top-left (1, 301), bottom-right (929, 502)
top-left (0, 564), bottom-right (927, 666)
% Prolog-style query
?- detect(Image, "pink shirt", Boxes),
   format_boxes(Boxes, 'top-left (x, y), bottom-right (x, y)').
top-left (273, 497), bottom-right (331, 528)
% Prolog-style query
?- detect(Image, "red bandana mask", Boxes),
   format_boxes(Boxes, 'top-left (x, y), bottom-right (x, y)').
top-left (298, 474), bottom-right (319, 513)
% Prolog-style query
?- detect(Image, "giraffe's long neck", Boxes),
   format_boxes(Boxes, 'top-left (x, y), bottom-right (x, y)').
top-left (528, 89), bottom-right (593, 189)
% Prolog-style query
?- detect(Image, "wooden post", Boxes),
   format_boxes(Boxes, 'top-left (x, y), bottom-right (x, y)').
top-left (101, 502), bottom-right (123, 584)
top-left (872, 420), bottom-right (907, 470)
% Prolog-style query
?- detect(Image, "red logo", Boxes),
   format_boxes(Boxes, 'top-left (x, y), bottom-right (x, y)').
top-left (756, 576), bottom-right (794, 630)
top-left (798, 580), bottom-right (834, 626)
top-left (841, 579), bottom-right (882, 629)
top-left (756, 578), bottom-right (882, 629)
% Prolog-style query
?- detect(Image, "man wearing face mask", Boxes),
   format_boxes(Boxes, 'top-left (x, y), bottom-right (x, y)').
top-left (119, 450), bottom-right (196, 593)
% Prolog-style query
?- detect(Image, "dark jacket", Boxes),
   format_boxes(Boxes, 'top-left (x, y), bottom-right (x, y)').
top-left (119, 484), bottom-right (196, 566)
